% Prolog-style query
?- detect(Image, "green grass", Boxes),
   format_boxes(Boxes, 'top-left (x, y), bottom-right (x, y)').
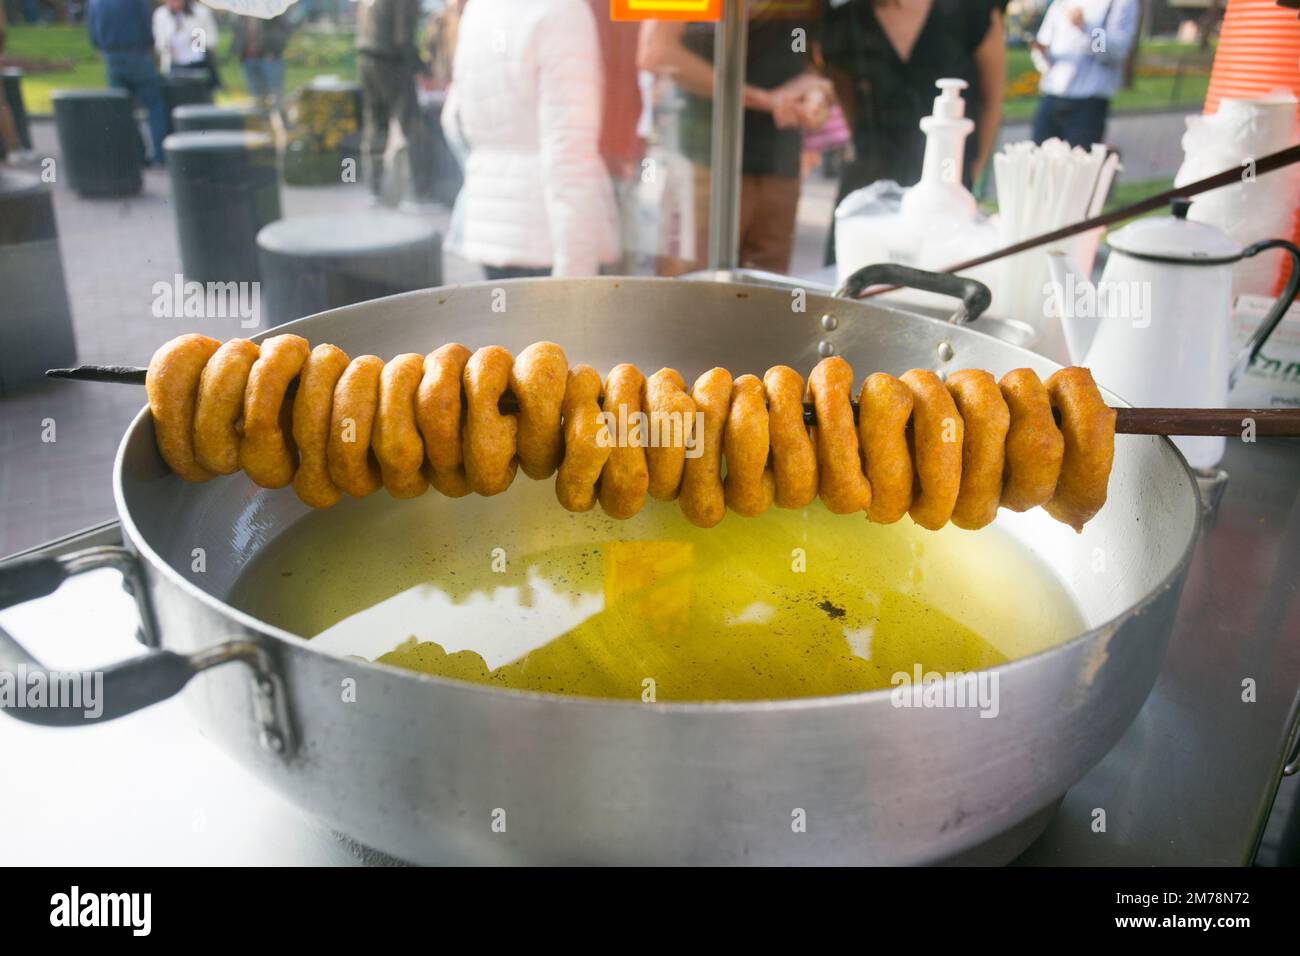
top-left (6, 23), bottom-right (358, 114)
top-left (1002, 39), bottom-right (1212, 121)
top-left (7, 23), bottom-right (1212, 121)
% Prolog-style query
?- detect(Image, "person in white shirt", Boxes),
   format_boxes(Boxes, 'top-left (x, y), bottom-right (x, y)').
top-left (1030, 0), bottom-right (1139, 148)
top-left (152, 0), bottom-right (221, 88)
top-left (442, 0), bottom-right (618, 277)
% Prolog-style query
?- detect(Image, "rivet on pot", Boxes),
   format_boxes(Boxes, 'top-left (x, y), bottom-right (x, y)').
top-left (261, 728), bottom-right (286, 754)
top-left (818, 340), bottom-right (835, 357)
top-left (937, 341), bottom-right (954, 363)
top-left (820, 313), bottom-right (838, 331)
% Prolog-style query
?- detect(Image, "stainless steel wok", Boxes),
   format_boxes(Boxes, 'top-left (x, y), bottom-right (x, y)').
top-left (0, 274), bottom-right (1201, 865)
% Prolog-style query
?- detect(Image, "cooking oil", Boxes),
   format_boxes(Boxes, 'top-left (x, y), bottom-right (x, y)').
top-left (228, 477), bottom-right (1083, 701)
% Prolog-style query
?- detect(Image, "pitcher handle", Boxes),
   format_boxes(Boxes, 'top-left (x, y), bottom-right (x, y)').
top-left (1230, 239), bottom-right (1300, 389)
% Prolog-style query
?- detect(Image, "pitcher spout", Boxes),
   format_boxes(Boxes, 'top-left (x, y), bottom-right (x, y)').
top-left (1045, 250), bottom-right (1101, 365)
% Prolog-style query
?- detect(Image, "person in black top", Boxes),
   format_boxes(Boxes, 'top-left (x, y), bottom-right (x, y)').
top-left (639, 3), bottom-right (833, 275)
top-left (821, 0), bottom-right (1006, 263)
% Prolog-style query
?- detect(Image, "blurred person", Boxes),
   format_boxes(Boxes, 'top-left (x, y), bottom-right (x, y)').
top-left (425, 0), bottom-right (462, 91)
top-left (87, 0), bottom-right (169, 165)
top-left (356, 0), bottom-right (436, 206)
top-left (822, 1), bottom-right (1006, 190)
top-left (588, 0), bottom-right (644, 273)
top-left (1030, 0), bottom-right (1139, 148)
top-left (821, 0), bottom-right (1006, 264)
top-left (231, 13), bottom-right (293, 126)
top-left (153, 0), bottom-right (221, 89)
top-left (638, 3), bottom-right (832, 275)
top-left (443, 0), bottom-right (618, 278)
top-left (0, 3), bottom-right (25, 161)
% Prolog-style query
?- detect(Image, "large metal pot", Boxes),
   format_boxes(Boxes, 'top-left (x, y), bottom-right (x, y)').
top-left (0, 275), bottom-right (1201, 865)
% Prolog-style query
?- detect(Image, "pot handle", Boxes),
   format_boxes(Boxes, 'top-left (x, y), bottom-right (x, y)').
top-left (1230, 239), bottom-right (1300, 389)
top-left (833, 263), bottom-right (993, 325)
top-left (0, 547), bottom-right (293, 754)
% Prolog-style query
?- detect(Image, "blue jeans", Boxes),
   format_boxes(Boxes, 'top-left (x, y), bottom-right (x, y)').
top-left (1032, 94), bottom-right (1111, 150)
top-left (242, 58), bottom-right (286, 122)
top-left (103, 50), bottom-right (168, 164)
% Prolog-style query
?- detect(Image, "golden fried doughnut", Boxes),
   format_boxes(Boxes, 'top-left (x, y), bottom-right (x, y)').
top-left (763, 365), bottom-right (818, 509)
top-left (146, 333), bottom-right (221, 482)
top-left (644, 368), bottom-right (694, 502)
top-left (679, 367), bottom-right (731, 528)
top-left (598, 364), bottom-right (650, 519)
top-left (327, 354), bottom-right (384, 498)
top-left (857, 372), bottom-right (913, 524)
top-left (193, 338), bottom-right (259, 476)
top-left (1045, 367), bottom-right (1116, 533)
top-left (462, 346), bottom-right (518, 496)
top-left (945, 369), bottom-right (1009, 531)
top-left (291, 343), bottom-right (349, 508)
top-left (723, 374), bottom-right (774, 517)
top-left (900, 368), bottom-right (963, 531)
top-left (509, 342), bottom-right (568, 481)
top-left (373, 353), bottom-right (429, 499)
top-left (416, 343), bottom-right (472, 498)
top-left (239, 333), bottom-right (309, 489)
top-left (555, 364), bottom-right (612, 512)
top-left (808, 357), bottom-right (871, 514)
top-left (999, 368), bottom-right (1064, 512)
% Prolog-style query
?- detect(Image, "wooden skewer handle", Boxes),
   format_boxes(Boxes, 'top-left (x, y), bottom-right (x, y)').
top-left (46, 366), bottom-right (1300, 438)
top-left (1114, 407), bottom-right (1300, 438)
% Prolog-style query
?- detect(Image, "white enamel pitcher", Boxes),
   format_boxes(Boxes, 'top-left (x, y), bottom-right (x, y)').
top-left (1047, 198), bottom-right (1300, 468)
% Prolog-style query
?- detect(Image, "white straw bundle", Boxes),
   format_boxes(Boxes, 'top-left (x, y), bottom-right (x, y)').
top-left (993, 139), bottom-right (1120, 360)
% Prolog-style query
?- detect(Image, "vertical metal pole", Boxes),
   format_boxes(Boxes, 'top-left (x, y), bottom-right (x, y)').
top-left (707, 0), bottom-right (748, 272)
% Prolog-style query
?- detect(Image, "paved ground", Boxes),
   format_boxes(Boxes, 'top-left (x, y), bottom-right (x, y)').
top-left (0, 105), bottom-right (1194, 555)
top-left (0, 119), bottom-right (478, 554)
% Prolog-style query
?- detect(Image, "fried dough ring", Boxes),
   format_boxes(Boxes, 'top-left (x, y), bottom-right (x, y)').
top-left (945, 369), bottom-right (1009, 531)
top-left (808, 357), bottom-right (871, 514)
top-left (373, 353), bottom-right (429, 499)
top-left (416, 343), bottom-right (472, 498)
top-left (1045, 367), bottom-right (1116, 533)
top-left (679, 367), bottom-right (731, 528)
top-left (999, 368), bottom-right (1064, 512)
top-left (763, 366), bottom-right (818, 509)
top-left (240, 333), bottom-right (309, 489)
top-left (146, 333), bottom-right (221, 482)
top-left (510, 342), bottom-right (568, 480)
top-left (858, 372), bottom-right (913, 525)
top-left (900, 369), bottom-right (963, 531)
top-left (644, 368), bottom-right (694, 501)
top-left (193, 338), bottom-right (259, 476)
top-left (462, 346), bottom-right (518, 496)
top-left (327, 354), bottom-right (384, 498)
top-left (291, 343), bottom-right (349, 508)
top-left (723, 374), bottom-right (775, 517)
top-left (555, 364), bottom-right (612, 512)
top-left (597, 364), bottom-right (650, 519)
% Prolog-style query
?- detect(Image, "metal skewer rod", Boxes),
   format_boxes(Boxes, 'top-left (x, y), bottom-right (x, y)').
top-left (45, 366), bottom-right (1300, 438)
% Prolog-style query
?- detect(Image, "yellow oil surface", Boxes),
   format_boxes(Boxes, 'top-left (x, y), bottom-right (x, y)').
top-left (229, 478), bottom-right (1083, 702)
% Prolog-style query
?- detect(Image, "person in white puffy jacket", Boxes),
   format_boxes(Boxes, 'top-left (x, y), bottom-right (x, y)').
top-left (442, 0), bottom-right (619, 279)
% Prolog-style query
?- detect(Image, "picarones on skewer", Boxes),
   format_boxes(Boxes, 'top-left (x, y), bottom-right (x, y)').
top-left (138, 333), bottom-right (1117, 533)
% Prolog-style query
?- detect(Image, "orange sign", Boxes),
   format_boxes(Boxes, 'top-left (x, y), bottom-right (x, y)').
top-left (611, 0), bottom-right (723, 21)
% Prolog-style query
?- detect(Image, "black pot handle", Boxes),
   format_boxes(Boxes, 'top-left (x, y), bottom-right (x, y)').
top-left (1231, 239), bottom-right (1300, 389)
top-left (834, 263), bottom-right (993, 325)
top-left (0, 547), bottom-right (292, 754)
